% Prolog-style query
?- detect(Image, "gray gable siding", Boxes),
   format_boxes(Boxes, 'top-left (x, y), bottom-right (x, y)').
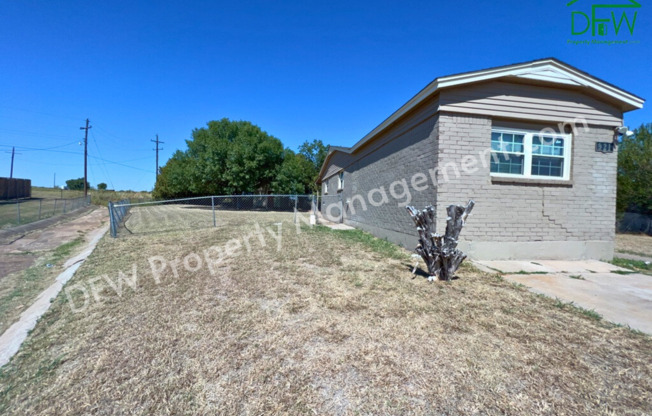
top-left (439, 81), bottom-right (623, 127)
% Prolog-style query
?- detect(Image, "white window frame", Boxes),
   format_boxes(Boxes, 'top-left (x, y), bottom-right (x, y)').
top-left (337, 171), bottom-right (344, 190)
top-left (490, 128), bottom-right (572, 181)
top-left (323, 181), bottom-right (328, 194)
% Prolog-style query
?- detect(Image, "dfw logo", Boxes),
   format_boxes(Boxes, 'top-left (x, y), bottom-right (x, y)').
top-left (568, 0), bottom-right (640, 36)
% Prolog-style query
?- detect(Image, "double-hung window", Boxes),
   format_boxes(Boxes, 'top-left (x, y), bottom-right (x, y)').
top-left (338, 172), bottom-right (344, 190)
top-left (490, 128), bottom-right (571, 180)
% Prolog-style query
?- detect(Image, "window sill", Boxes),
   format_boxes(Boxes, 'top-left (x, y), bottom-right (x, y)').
top-left (491, 176), bottom-right (573, 187)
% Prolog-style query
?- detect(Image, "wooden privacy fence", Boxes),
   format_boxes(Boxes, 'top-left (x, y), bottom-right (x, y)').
top-left (0, 177), bottom-right (31, 200)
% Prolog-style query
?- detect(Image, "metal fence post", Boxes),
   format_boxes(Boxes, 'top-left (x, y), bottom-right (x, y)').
top-left (211, 196), bottom-right (216, 227)
top-left (293, 195), bottom-right (298, 223)
top-left (108, 202), bottom-right (116, 238)
top-left (38, 199), bottom-right (42, 220)
top-left (16, 199), bottom-right (20, 225)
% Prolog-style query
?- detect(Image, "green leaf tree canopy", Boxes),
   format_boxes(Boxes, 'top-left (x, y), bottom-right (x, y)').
top-left (617, 123), bottom-right (652, 215)
top-left (154, 119), bottom-right (327, 199)
top-left (66, 178), bottom-right (90, 191)
top-left (271, 149), bottom-right (315, 194)
top-left (298, 139), bottom-right (329, 192)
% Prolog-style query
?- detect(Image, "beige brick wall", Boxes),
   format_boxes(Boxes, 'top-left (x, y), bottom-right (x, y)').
top-left (320, 101), bottom-right (441, 247)
top-left (435, 112), bottom-right (618, 248)
top-left (319, 97), bottom-right (620, 259)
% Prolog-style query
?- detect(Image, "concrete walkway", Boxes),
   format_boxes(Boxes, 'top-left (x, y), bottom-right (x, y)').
top-left (0, 224), bottom-right (108, 366)
top-left (473, 259), bottom-right (652, 334)
top-left (317, 219), bottom-right (356, 231)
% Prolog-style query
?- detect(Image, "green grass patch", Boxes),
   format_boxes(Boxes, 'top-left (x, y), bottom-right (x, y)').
top-left (309, 226), bottom-right (409, 260)
top-left (609, 257), bottom-right (652, 276)
top-left (53, 238), bottom-right (84, 259)
top-left (569, 275), bottom-right (585, 280)
top-left (553, 298), bottom-right (602, 321)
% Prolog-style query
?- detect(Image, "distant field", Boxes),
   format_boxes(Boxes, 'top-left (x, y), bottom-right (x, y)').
top-left (0, 211), bottom-right (650, 415)
top-left (32, 187), bottom-right (152, 207)
top-left (0, 197), bottom-right (88, 229)
top-left (30, 187), bottom-right (85, 200)
top-left (0, 188), bottom-right (151, 229)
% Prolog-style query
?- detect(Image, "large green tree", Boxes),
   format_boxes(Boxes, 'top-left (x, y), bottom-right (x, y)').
top-left (154, 119), bottom-right (326, 199)
top-left (617, 123), bottom-right (652, 214)
top-left (298, 139), bottom-right (329, 192)
top-left (271, 149), bottom-right (314, 194)
top-left (66, 178), bottom-right (90, 191)
top-left (153, 151), bottom-right (195, 199)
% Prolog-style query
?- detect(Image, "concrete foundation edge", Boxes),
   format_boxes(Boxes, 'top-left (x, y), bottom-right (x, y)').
top-left (343, 220), bottom-right (614, 261)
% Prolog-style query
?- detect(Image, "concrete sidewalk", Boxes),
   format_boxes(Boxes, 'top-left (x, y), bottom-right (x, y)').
top-left (473, 259), bottom-right (652, 334)
top-left (0, 222), bottom-right (108, 367)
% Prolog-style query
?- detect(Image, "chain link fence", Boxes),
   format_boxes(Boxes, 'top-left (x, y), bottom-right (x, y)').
top-left (618, 212), bottom-right (652, 236)
top-left (0, 196), bottom-right (91, 229)
top-left (108, 194), bottom-right (319, 237)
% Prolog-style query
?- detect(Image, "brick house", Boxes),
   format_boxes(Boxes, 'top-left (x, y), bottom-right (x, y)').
top-left (316, 58), bottom-right (644, 260)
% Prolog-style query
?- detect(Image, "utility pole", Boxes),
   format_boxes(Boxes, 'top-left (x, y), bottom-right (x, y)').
top-left (151, 134), bottom-right (164, 181)
top-left (80, 119), bottom-right (91, 197)
top-left (9, 147), bottom-right (15, 178)
top-left (4, 147), bottom-right (20, 178)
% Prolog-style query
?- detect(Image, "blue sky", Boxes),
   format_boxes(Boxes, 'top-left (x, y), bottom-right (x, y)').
top-left (1, 0), bottom-right (650, 191)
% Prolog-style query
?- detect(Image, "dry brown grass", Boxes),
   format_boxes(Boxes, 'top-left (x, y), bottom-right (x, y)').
top-left (31, 186), bottom-right (152, 207)
top-left (0, 213), bottom-right (650, 415)
top-left (122, 205), bottom-right (296, 235)
top-left (616, 233), bottom-right (652, 258)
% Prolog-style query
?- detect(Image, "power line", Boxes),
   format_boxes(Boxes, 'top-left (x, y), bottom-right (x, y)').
top-left (0, 127), bottom-right (78, 140)
top-left (0, 143), bottom-right (154, 174)
top-left (87, 155), bottom-right (154, 173)
top-left (0, 143), bottom-right (82, 155)
top-left (90, 129), bottom-right (115, 191)
top-left (92, 124), bottom-right (152, 151)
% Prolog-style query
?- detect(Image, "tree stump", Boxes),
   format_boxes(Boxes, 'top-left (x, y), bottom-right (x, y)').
top-left (406, 200), bottom-right (475, 281)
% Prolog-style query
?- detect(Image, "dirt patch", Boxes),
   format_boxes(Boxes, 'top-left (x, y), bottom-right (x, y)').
top-left (0, 253), bottom-right (37, 282)
top-left (0, 208), bottom-right (108, 278)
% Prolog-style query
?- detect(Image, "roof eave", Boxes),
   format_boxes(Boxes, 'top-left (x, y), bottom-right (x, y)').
top-left (316, 57), bottom-right (644, 183)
